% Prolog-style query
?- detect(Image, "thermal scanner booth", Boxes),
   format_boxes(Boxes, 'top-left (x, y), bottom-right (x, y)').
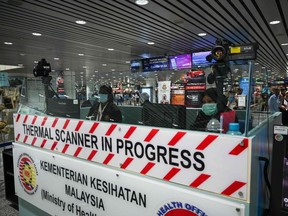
top-left (10, 61), bottom-right (282, 216)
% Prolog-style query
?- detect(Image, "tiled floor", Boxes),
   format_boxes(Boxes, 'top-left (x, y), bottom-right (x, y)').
top-left (0, 149), bottom-right (18, 216)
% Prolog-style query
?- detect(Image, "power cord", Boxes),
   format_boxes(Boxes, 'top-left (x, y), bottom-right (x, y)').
top-left (259, 156), bottom-right (271, 216)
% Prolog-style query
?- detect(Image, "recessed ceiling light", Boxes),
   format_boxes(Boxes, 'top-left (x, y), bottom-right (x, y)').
top-left (135, 0), bottom-right (149, 5)
top-left (75, 20), bottom-right (86, 25)
top-left (269, 20), bottom-right (280, 25)
top-left (34, 61), bottom-right (39, 63)
top-left (82, 66), bottom-right (87, 69)
top-left (108, 48), bottom-right (114, 51)
top-left (111, 69), bottom-right (115, 71)
top-left (281, 43), bottom-right (288, 46)
top-left (102, 64), bottom-right (107, 66)
top-left (4, 42), bottom-right (13, 45)
top-left (20, 53), bottom-right (25, 56)
top-left (125, 61), bottom-right (130, 64)
top-left (65, 68), bottom-right (70, 70)
top-left (54, 58), bottom-right (59, 60)
top-left (78, 53), bottom-right (84, 56)
top-left (147, 42), bottom-right (155, 45)
top-left (95, 71), bottom-right (98, 73)
top-left (32, 32), bottom-right (42, 36)
top-left (198, 33), bottom-right (207, 36)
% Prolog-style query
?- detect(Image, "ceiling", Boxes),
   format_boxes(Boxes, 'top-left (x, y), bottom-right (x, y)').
top-left (0, 0), bottom-right (288, 86)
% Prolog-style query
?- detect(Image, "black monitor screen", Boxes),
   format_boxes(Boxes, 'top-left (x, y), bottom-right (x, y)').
top-left (46, 98), bottom-right (80, 119)
top-left (142, 103), bottom-right (186, 129)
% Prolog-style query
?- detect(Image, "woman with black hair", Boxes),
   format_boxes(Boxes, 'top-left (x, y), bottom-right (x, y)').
top-left (87, 85), bottom-right (122, 122)
top-left (190, 88), bottom-right (232, 131)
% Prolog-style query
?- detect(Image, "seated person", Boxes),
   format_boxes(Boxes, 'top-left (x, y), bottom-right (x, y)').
top-left (87, 85), bottom-right (122, 122)
top-left (139, 92), bottom-right (153, 125)
top-left (190, 88), bottom-right (234, 131)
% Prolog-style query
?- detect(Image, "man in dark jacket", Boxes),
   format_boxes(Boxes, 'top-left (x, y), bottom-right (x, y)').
top-left (87, 85), bottom-right (122, 122)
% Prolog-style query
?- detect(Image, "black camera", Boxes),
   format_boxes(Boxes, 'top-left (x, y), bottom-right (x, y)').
top-left (206, 39), bottom-right (258, 63)
top-left (33, 59), bottom-right (51, 77)
top-left (206, 39), bottom-right (232, 63)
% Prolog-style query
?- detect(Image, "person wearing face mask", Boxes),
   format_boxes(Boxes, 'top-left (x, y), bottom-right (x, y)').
top-left (87, 85), bottom-right (122, 122)
top-left (190, 88), bottom-right (232, 131)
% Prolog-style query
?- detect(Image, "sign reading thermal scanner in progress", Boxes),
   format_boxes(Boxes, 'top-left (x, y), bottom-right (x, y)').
top-left (13, 114), bottom-right (250, 200)
top-left (13, 143), bottom-right (246, 216)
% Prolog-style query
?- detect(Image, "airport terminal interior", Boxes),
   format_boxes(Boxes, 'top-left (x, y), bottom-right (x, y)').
top-left (0, 0), bottom-right (288, 216)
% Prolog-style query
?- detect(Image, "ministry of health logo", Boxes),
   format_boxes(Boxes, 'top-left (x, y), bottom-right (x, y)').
top-left (17, 153), bottom-right (38, 195)
top-left (157, 201), bottom-right (207, 216)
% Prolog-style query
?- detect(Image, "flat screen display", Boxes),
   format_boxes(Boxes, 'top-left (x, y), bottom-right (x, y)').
top-left (192, 51), bottom-right (216, 67)
top-left (143, 56), bottom-right (169, 72)
top-left (130, 59), bottom-right (143, 73)
top-left (169, 54), bottom-right (192, 70)
top-left (46, 98), bottom-right (80, 119)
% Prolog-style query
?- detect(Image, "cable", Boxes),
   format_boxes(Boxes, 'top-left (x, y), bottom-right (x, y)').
top-left (259, 156), bottom-right (271, 216)
top-left (259, 156), bottom-right (271, 193)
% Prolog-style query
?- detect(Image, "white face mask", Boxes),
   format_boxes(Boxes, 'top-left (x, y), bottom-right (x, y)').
top-left (99, 94), bottom-right (108, 103)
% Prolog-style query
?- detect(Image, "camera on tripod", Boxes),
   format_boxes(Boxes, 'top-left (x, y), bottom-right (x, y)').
top-left (33, 58), bottom-right (51, 77)
top-left (206, 39), bottom-right (259, 81)
top-left (206, 39), bottom-right (259, 64)
top-left (206, 39), bottom-right (231, 63)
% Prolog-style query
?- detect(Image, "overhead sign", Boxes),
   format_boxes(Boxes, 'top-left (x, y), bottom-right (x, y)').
top-left (13, 114), bottom-right (250, 200)
top-left (13, 143), bottom-right (246, 216)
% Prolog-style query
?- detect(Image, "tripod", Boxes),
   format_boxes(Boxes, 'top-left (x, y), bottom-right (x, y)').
top-left (42, 76), bottom-right (60, 113)
top-left (42, 76), bottom-right (59, 98)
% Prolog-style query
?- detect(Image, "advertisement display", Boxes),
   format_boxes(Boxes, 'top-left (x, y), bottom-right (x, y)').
top-left (169, 54), bottom-right (192, 70)
top-left (14, 114), bottom-right (250, 200)
top-left (143, 57), bottom-right (169, 72)
top-left (239, 78), bottom-right (250, 95)
top-left (171, 83), bottom-right (186, 105)
top-left (158, 81), bottom-right (171, 104)
top-left (192, 51), bottom-right (216, 67)
top-left (13, 143), bottom-right (246, 216)
top-left (185, 70), bottom-right (206, 107)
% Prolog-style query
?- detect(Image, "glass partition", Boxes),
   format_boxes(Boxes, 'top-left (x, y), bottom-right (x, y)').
top-left (17, 59), bottom-right (276, 137)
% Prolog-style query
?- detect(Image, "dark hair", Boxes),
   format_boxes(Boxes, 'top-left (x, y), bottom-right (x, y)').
top-left (203, 88), bottom-right (228, 113)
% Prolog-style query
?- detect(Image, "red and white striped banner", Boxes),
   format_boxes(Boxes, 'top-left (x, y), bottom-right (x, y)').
top-left (14, 114), bottom-right (250, 200)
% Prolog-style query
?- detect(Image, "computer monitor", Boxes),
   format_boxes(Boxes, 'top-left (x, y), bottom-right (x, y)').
top-left (142, 103), bottom-right (186, 129)
top-left (46, 98), bottom-right (80, 119)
